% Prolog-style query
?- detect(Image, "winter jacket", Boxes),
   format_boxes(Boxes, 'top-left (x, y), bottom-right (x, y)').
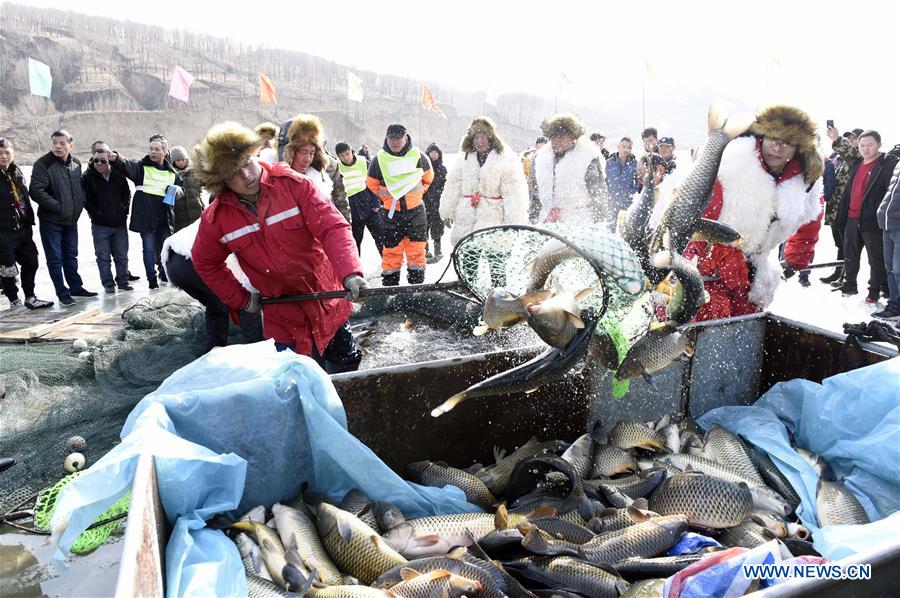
top-left (605, 153), bottom-right (638, 213)
top-left (670, 136), bottom-right (822, 319)
top-left (173, 166), bottom-right (204, 232)
top-left (112, 155), bottom-right (182, 234)
top-left (835, 151), bottom-right (899, 233)
top-left (191, 161), bottom-right (362, 355)
top-left (783, 195), bottom-right (824, 271)
top-left (324, 155), bottom-right (351, 222)
top-left (29, 151), bottom-right (85, 226)
top-left (823, 158), bottom-right (836, 207)
top-left (877, 160), bottom-right (900, 231)
top-left (423, 143), bottom-right (447, 206)
top-left (827, 138), bottom-right (858, 226)
top-left (81, 162), bottom-right (131, 228)
top-left (1, 162), bottom-right (34, 232)
top-left (535, 139), bottom-right (609, 224)
top-left (367, 135), bottom-right (434, 212)
top-left (440, 146), bottom-right (528, 245)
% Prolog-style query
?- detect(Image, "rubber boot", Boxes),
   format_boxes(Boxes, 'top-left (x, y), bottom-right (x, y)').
top-left (819, 266), bottom-right (843, 284)
top-left (407, 268), bottom-right (425, 285)
top-left (382, 271), bottom-right (401, 287)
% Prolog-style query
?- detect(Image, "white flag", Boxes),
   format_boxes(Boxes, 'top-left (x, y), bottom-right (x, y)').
top-left (347, 71), bottom-right (364, 102)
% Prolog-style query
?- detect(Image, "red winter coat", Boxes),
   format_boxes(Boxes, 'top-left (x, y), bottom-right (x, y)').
top-left (192, 161), bottom-right (363, 354)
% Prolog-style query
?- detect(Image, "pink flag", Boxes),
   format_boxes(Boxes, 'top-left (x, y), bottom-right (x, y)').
top-left (168, 66), bottom-right (195, 102)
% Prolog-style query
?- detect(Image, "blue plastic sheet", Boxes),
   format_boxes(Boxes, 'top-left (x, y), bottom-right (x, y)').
top-left (698, 357), bottom-right (900, 560)
top-left (666, 532), bottom-right (722, 556)
top-left (50, 341), bottom-right (480, 596)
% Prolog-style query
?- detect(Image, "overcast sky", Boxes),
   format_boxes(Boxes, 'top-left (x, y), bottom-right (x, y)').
top-left (8, 0), bottom-right (900, 146)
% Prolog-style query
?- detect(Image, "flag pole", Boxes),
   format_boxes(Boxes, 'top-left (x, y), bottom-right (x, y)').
top-left (641, 69), bottom-right (646, 130)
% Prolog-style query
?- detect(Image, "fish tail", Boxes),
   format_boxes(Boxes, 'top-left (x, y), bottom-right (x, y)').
top-left (431, 392), bottom-right (467, 417)
top-left (708, 100), bottom-right (727, 133)
top-left (723, 111), bottom-right (757, 140)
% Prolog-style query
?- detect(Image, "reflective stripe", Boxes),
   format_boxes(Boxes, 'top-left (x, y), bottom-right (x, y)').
top-left (338, 158), bottom-right (369, 196)
top-left (219, 223), bottom-right (260, 244)
top-left (376, 148), bottom-right (423, 206)
top-left (141, 165), bottom-right (176, 197)
top-left (265, 207), bottom-right (300, 226)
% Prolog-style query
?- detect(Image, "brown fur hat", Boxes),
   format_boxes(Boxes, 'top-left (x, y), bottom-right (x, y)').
top-left (255, 122), bottom-right (278, 146)
top-left (282, 113), bottom-right (327, 171)
top-left (540, 113), bottom-right (585, 139)
top-left (193, 122), bottom-right (262, 196)
top-left (460, 116), bottom-right (505, 154)
top-left (750, 104), bottom-right (823, 184)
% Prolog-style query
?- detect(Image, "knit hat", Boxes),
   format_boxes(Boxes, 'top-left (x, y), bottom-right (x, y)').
top-left (540, 114), bottom-right (585, 139)
top-left (749, 104), bottom-right (823, 184)
top-left (169, 145), bottom-right (189, 163)
top-left (193, 122), bottom-right (262, 196)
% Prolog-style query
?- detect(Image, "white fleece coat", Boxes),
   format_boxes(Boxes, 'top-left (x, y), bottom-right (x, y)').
top-left (650, 136), bottom-right (822, 308)
top-left (440, 147), bottom-right (529, 245)
top-left (161, 218), bottom-right (255, 292)
top-left (535, 138), bottom-right (602, 223)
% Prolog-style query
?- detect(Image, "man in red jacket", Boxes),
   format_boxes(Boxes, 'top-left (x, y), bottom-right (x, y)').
top-left (190, 122), bottom-right (368, 373)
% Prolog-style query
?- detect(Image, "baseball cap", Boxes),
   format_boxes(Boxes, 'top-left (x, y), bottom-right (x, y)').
top-left (386, 124), bottom-right (407, 138)
top-left (658, 137), bottom-right (675, 146)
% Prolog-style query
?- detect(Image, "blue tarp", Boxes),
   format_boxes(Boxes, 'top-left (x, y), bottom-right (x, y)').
top-left (698, 356), bottom-right (900, 560)
top-left (50, 341), bottom-right (480, 596)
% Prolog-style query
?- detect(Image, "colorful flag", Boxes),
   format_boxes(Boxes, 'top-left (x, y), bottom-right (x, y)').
top-left (347, 70), bottom-right (364, 102)
top-left (259, 72), bottom-right (277, 104)
top-left (484, 81), bottom-right (498, 107)
top-left (421, 83), bottom-right (447, 119)
top-left (28, 58), bottom-right (52, 98)
top-left (168, 66), bottom-right (194, 102)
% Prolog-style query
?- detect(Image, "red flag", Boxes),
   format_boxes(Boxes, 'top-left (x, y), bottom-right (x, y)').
top-left (259, 72), bottom-right (277, 104)
top-left (421, 83), bottom-right (446, 119)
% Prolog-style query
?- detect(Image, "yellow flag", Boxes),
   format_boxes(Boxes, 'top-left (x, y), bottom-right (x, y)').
top-left (347, 70), bottom-right (364, 102)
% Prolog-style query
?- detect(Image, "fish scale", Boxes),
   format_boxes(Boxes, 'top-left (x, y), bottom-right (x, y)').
top-left (316, 503), bottom-right (407, 585)
top-left (718, 519), bottom-right (776, 548)
top-left (591, 445), bottom-right (638, 478)
top-left (339, 490), bottom-right (381, 532)
top-left (247, 574), bottom-right (287, 598)
top-left (478, 439), bottom-right (568, 496)
top-left (659, 452), bottom-right (760, 486)
top-left (372, 554), bottom-right (507, 598)
top-left (702, 425), bottom-right (766, 487)
top-left (614, 554), bottom-right (710, 578)
top-left (607, 421), bottom-right (666, 451)
top-left (747, 449), bottom-right (802, 507)
top-left (648, 473), bottom-right (752, 528)
top-left (388, 570), bottom-right (483, 598)
top-left (407, 461), bottom-right (495, 509)
top-left (593, 507), bottom-right (660, 533)
top-left (816, 480), bottom-right (871, 526)
top-left (273, 503), bottom-right (343, 585)
top-left (580, 514), bottom-right (689, 565)
top-left (307, 586), bottom-right (392, 598)
top-left (585, 468), bottom-right (665, 500)
top-left (506, 556), bottom-right (631, 598)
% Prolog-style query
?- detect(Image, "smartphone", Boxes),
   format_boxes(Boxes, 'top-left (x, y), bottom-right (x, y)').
top-left (826, 119), bottom-right (835, 129)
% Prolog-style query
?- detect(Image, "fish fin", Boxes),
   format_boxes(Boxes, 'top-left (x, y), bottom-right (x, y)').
top-left (526, 303), bottom-right (541, 315)
top-left (707, 99), bottom-right (727, 133)
top-left (283, 563), bottom-right (312, 594)
top-left (447, 546), bottom-right (467, 559)
top-left (632, 498), bottom-right (649, 510)
top-left (520, 528), bottom-right (561, 556)
top-left (228, 520), bottom-right (255, 533)
top-left (400, 567), bottom-right (421, 581)
top-left (472, 324), bottom-right (490, 336)
top-left (683, 344), bottom-right (695, 357)
top-left (527, 506), bottom-right (558, 520)
top-left (412, 534), bottom-right (443, 547)
top-left (641, 369), bottom-right (654, 385)
top-left (722, 111), bottom-right (757, 140)
top-left (627, 506), bottom-right (652, 523)
top-left (431, 392), bottom-right (467, 418)
top-left (466, 462), bottom-right (483, 474)
top-left (568, 312), bottom-right (586, 329)
top-left (521, 289), bottom-right (554, 305)
top-left (335, 516), bottom-right (353, 544)
top-left (516, 522), bottom-right (535, 534)
top-left (493, 446), bottom-right (507, 463)
top-left (433, 461), bottom-right (450, 468)
top-left (494, 503), bottom-right (509, 529)
top-left (422, 569), bottom-right (452, 581)
top-left (575, 287), bottom-right (593, 302)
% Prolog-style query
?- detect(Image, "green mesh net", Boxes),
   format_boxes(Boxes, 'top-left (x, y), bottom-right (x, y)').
top-left (0, 291), bottom-right (215, 515)
top-left (451, 224), bottom-right (653, 392)
top-left (32, 471), bottom-right (131, 554)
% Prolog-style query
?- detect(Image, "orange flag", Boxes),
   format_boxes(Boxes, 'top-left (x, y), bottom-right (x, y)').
top-left (421, 83), bottom-right (446, 119)
top-left (259, 72), bottom-right (277, 104)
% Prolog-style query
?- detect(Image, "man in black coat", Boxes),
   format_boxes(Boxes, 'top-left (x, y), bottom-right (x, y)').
top-left (833, 129), bottom-right (899, 302)
top-left (0, 137), bottom-right (54, 309)
top-left (28, 130), bottom-right (97, 305)
top-left (424, 143), bottom-right (447, 263)
top-left (82, 141), bottom-right (133, 294)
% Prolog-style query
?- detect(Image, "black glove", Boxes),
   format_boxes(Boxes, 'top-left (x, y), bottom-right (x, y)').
top-left (442, 218), bottom-right (452, 228)
top-left (343, 274), bottom-right (369, 302)
top-left (780, 260), bottom-right (796, 280)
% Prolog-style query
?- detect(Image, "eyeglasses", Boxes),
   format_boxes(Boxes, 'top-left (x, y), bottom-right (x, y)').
top-left (764, 138), bottom-right (795, 150)
top-left (93, 158), bottom-right (108, 164)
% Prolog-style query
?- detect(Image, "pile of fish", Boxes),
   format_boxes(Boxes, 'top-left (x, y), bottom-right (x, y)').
top-left (222, 416), bottom-right (870, 597)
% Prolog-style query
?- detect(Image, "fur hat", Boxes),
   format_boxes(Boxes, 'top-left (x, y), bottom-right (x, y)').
top-left (460, 116), bottom-right (504, 154)
top-left (281, 113), bottom-right (327, 171)
top-left (255, 122), bottom-right (278, 146)
top-left (750, 104), bottom-right (823, 184)
top-left (193, 122), bottom-right (262, 196)
top-left (540, 113), bottom-right (585, 139)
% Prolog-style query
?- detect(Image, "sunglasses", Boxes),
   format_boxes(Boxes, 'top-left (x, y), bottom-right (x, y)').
top-left (93, 158), bottom-right (108, 164)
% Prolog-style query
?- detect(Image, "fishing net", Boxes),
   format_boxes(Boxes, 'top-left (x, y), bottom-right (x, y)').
top-left (451, 224), bottom-right (654, 396)
top-left (32, 471), bottom-right (131, 554)
top-left (0, 291), bottom-right (216, 515)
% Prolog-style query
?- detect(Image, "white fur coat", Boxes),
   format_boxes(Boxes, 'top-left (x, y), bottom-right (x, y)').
top-left (440, 147), bottom-right (529, 245)
top-left (650, 136), bottom-right (822, 308)
top-left (535, 138), bottom-right (601, 223)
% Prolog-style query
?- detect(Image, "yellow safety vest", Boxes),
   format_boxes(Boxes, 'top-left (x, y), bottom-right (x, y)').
top-left (139, 165), bottom-right (176, 197)
top-left (338, 157), bottom-right (369, 197)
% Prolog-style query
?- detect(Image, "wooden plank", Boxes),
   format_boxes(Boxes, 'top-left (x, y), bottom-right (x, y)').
top-left (115, 454), bottom-right (167, 598)
top-left (26, 308), bottom-right (102, 339)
